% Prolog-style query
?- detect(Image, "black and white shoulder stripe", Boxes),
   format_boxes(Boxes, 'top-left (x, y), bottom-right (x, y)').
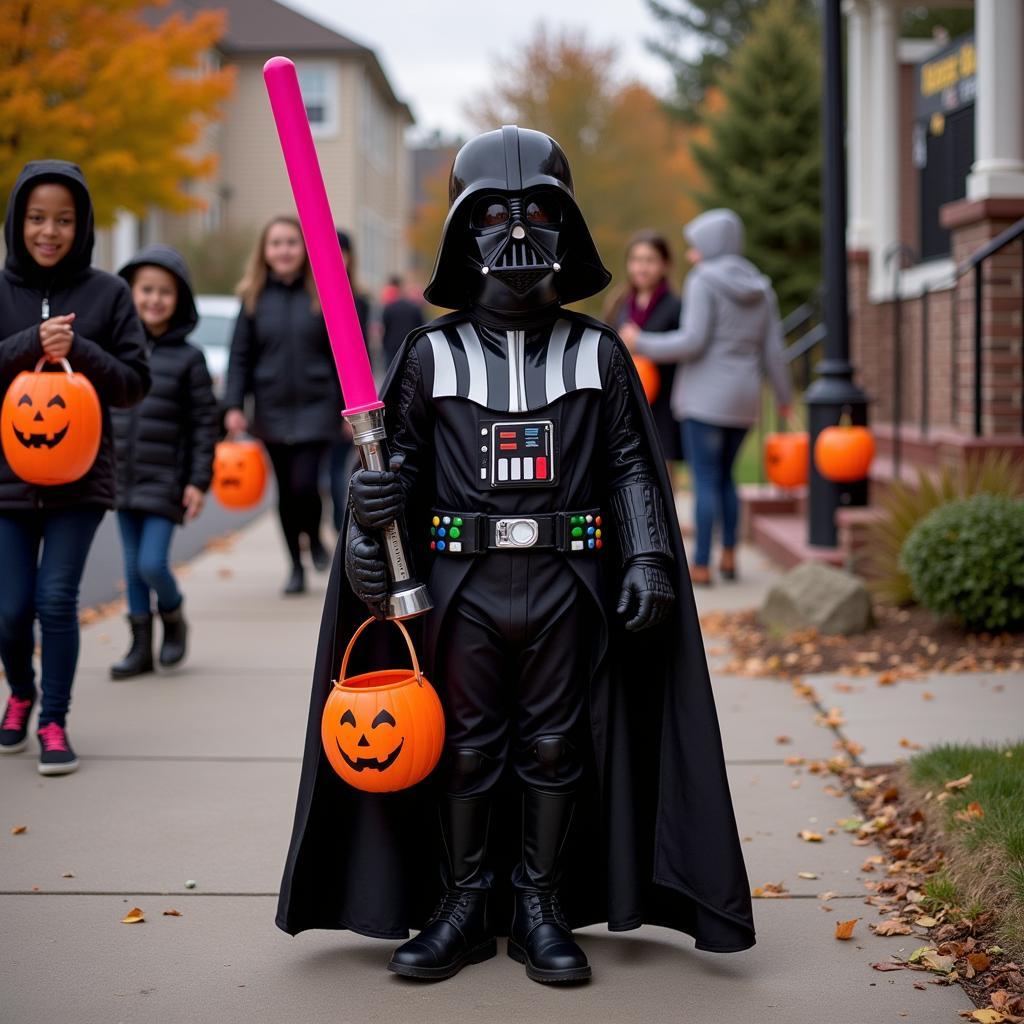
top-left (421, 318), bottom-right (606, 413)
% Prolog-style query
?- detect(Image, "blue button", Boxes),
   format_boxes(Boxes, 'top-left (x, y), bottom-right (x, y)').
top-left (437, 528), bottom-right (446, 538)
top-left (587, 526), bottom-right (595, 536)
top-left (437, 540), bottom-right (446, 551)
top-left (587, 539), bottom-right (595, 549)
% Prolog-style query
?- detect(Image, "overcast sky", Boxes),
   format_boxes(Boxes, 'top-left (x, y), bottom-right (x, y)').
top-left (280, 0), bottom-right (683, 140)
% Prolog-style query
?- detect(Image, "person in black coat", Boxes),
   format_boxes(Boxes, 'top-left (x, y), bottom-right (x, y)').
top-left (109, 245), bottom-right (218, 679)
top-left (0, 160), bottom-right (149, 775)
top-left (603, 230), bottom-right (684, 466)
top-left (380, 275), bottom-right (425, 370)
top-left (224, 216), bottom-right (342, 594)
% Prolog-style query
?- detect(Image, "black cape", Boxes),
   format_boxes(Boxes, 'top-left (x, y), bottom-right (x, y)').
top-left (276, 314), bottom-right (755, 953)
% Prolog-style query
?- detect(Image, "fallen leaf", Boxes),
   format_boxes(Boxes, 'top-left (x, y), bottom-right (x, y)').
top-left (819, 890), bottom-right (841, 901)
top-left (921, 951), bottom-right (956, 974)
top-left (878, 670), bottom-right (899, 686)
top-left (835, 918), bottom-right (859, 940)
top-left (61, 871), bottom-right (74, 879)
top-left (162, 909), bottom-right (182, 917)
top-left (752, 881), bottom-right (789, 899)
top-left (899, 737), bottom-right (924, 751)
top-left (784, 755), bottom-right (805, 766)
top-left (817, 708), bottom-right (846, 727)
top-left (954, 802), bottom-right (985, 823)
top-left (871, 961), bottom-right (908, 972)
top-left (967, 952), bottom-right (991, 973)
top-left (959, 1012), bottom-right (1007, 1023)
top-left (908, 946), bottom-right (935, 964)
top-left (873, 919), bottom-right (914, 936)
top-left (837, 817), bottom-right (864, 832)
top-left (775, 735), bottom-right (792, 745)
top-left (914, 916), bottom-right (939, 928)
top-left (945, 774), bottom-right (973, 791)
top-left (797, 871), bottom-right (818, 880)
top-left (798, 830), bottom-right (824, 842)
top-left (922, 691), bottom-right (935, 701)
top-left (121, 907), bottom-right (145, 924)
top-left (217, 567), bottom-right (234, 579)
top-left (10, 825), bottom-right (27, 835)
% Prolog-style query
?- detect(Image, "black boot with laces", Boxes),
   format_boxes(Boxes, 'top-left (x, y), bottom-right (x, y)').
top-left (508, 787), bottom-right (591, 983)
top-left (388, 793), bottom-right (496, 980)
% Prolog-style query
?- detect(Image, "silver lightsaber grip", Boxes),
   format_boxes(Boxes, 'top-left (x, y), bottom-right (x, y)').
top-left (345, 407), bottom-right (432, 620)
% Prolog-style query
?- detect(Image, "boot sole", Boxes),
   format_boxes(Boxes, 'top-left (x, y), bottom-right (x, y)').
top-left (38, 757), bottom-right (79, 776)
top-left (0, 738), bottom-right (29, 754)
top-left (388, 938), bottom-right (496, 980)
top-left (109, 666), bottom-right (155, 680)
top-left (507, 939), bottom-right (592, 983)
top-left (158, 654), bottom-right (186, 668)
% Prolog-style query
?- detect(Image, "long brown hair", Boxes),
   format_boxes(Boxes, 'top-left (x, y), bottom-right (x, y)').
top-left (235, 215), bottom-right (321, 315)
top-left (601, 229), bottom-right (674, 324)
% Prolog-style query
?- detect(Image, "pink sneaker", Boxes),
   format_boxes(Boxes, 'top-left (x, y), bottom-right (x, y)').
top-left (37, 721), bottom-right (79, 776)
top-left (0, 695), bottom-right (34, 754)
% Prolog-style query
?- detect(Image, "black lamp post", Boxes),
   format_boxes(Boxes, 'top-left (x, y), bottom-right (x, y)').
top-left (805, 0), bottom-right (870, 547)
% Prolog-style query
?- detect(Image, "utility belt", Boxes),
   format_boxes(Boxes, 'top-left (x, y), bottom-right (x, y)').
top-left (428, 508), bottom-right (604, 555)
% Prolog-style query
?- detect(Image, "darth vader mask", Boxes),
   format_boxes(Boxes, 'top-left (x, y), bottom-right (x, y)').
top-left (424, 126), bottom-right (610, 314)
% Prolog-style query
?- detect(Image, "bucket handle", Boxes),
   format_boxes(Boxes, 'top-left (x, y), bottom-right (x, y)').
top-left (337, 616), bottom-right (423, 689)
top-left (33, 357), bottom-right (74, 377)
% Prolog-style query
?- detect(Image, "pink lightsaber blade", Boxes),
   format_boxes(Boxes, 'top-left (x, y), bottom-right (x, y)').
top-left (263, 55), bottom-right (380, 415)
top-left (263, 56), bottom-right (431, 619)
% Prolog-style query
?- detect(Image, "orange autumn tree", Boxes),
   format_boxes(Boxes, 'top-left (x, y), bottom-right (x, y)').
top-left (423, 27), bottom-right (706, 315)
top-left (0, 0), bottom-right (234, 226)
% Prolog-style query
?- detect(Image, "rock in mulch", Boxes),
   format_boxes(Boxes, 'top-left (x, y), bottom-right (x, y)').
top-left (760, 562), bottom-right (873, 636)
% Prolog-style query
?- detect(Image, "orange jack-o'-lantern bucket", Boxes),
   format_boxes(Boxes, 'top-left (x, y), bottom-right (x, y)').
top-left (322, 617), bottom-right (445, 793)
top-left (211, 439), bottom-right (267, 509)
top-left (1, 358), bottom-right (101, 486)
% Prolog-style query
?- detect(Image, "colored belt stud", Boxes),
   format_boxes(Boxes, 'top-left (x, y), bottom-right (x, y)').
top-left (570, 514), bottom-right (602, 551)
top-left (430, 514), bottom-right (464, 552)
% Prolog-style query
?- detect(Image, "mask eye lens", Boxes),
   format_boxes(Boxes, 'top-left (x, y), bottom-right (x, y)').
top-left (526, 199), bottom-right (557, 224)
top-left (472, 199), bottom-right (509, 229)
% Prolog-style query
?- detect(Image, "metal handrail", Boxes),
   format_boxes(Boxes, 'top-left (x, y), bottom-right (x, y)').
top-left (956, 216), bottom-right (1024, 275)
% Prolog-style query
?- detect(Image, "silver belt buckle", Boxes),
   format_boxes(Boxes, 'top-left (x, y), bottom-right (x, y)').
top-left (494, 518), bottom-right (540, 548)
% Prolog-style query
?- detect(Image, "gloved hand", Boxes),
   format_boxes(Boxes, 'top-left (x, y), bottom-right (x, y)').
top-left (349, 452), bottom-right (406, 530)
top-left (616, 557), bottom-right (675, 632)
top-left (345, 517), bottom-right (388, 620)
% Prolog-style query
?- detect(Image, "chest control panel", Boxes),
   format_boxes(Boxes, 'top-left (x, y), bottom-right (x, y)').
top-left (479, 419), bottom-right (556, 489)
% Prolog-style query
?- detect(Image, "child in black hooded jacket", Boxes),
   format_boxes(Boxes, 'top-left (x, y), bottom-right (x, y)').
top-left (0, 160), bottom-right (149, 775)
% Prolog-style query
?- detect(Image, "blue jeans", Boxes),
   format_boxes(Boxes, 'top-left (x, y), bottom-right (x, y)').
top-left (682, 419), bottom-right (748, 568)
top-left (117, 511), bottom-right (182, 616)
top-left (0, 506), bottom-right (105, 726)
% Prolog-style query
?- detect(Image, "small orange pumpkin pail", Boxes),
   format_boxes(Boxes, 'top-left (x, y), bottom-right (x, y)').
top-left (632, 354), bottom-right (661, 404)
top-left (1, 358), bottom-right (101, 486)
top-left (211, 439), bottom-right (267, 509)
top-left (764, 431), bottom-right (809, 488)
top-left (322, 617), bottom-right (445, 793)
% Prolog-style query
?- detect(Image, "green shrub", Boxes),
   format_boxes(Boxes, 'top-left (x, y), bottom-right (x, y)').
top-left (900, 494), bottom-right (1024, 631)
top-left (866, 451), bottom-right (1024, 605)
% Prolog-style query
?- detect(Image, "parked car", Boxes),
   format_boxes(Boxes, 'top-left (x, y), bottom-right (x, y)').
top-left (193, 295), bottom-right (241, 398)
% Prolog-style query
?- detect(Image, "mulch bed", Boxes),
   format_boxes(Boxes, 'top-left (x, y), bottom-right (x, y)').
top-left (823, 760), bottom-right (1024, 1021)
top-left (701, 603), bottom-right (1024, 680)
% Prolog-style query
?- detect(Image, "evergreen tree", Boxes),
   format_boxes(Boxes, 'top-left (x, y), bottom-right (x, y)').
top-left (646, 0), bottom-right (814, 117)
top-left (691, 0), bottom-right (821, 314)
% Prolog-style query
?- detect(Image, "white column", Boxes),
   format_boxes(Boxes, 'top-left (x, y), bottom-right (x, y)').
top-left (845, 0), bottom-right (873, 249)
top-left (869, 0), bottom-right (900, 295)
top-left (112, 209), bottom-right (138, 269)
top-left (967, 0), bottom-right (1024, 199)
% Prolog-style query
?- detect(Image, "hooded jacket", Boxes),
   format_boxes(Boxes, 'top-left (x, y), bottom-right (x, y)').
top-left (112, 245), bottom-right (219, 523)
top-left (635, 209), bottom-right (791, 428)
top-left (224, 275), bottom-right (342, 445)
top-left (0, 160), bottom-right (149, 510)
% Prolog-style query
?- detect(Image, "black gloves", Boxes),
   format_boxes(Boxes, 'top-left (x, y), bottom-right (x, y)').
top-left (616, 557), bottom-right (675, 631)
top-left (345, 517), bottom-right (388, 619)
top-left (349, 452), bottom-right (406, 530)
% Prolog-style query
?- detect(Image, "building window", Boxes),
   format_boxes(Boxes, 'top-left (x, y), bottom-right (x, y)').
top-left (296, 62), bottom-right (339, 138)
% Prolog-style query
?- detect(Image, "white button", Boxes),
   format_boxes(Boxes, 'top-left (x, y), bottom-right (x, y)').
top-left (510, 458), bottom-right (521, 481)
top-left (498, 459), bottom-right (509, 481)
top-left (523, 457), bottom-right (534, 480)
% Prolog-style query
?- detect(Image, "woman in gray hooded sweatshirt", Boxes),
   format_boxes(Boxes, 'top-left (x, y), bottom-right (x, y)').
top-left (622, 209), bottom-right (792, 585)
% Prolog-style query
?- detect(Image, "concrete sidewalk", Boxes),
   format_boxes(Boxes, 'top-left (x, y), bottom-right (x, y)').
top-left (4, 510), bottom-right (1012, 1023)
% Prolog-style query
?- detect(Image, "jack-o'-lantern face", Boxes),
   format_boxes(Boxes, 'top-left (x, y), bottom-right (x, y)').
top-left (211, 440), bottom-right (266, 509)
top-left (10, 390), bottom-right (71, 449)
top-left (334, 707), bottom-right (405, 773)
top-left (1, 362), bottom-right (101, 486)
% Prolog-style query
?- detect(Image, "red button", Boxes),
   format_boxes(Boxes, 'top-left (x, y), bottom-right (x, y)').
top-left (535, 456), bottom-right (547, 478)
top-left (430, 541), bottom-right (436, 550)
top-left (595, 539), bottom-right (603, 549)
top-left (595, 516), bottom-right (602, 526)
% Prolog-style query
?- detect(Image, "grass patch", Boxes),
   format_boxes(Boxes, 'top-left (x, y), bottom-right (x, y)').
top-left (908, 741), bottom-right (1024, 954)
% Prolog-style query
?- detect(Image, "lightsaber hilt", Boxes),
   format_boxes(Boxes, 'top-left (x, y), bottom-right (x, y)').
top-left (346, 407), bottom-right (432, 621)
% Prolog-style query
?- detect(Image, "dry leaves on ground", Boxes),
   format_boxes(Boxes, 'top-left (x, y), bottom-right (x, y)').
top-left (753, 881), bottom-right (789, 899)
top-left (121, 908), bottom-right (145, 924)
top-left (10, 825), bottom-right (27, 835)
top-left (835, 918), bottom-right (859, 940)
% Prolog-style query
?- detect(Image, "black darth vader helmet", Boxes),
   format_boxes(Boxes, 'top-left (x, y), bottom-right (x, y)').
top-left (423, 126), bottom-right (611, 312)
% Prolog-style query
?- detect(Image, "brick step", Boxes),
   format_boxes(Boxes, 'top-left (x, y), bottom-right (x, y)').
top-left (738, 483), bottom-right (802, 542)
top-left (750, 513), bottom-right (843, 571)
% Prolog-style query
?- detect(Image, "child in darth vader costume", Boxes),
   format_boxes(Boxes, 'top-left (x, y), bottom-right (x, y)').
top-left (276, 126), bottom-right (755, 982)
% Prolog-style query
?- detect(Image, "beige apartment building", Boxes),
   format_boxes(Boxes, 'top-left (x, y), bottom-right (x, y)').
top-left (100, 0), bottom-right (413, 294)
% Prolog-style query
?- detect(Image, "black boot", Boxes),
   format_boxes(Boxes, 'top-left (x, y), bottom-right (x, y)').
top-left (282, 565), bottom-right (305, 595)
top-left (110, 615), bottom-right (154, 680)
top-left (508, 788), bottom-right (591, 983)
top-left (310, 536), bottom-right (330, 572)
top-left (388, 794), bottom-right (496, 980)
top-left (158, 603), bottom-right (188, 667)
